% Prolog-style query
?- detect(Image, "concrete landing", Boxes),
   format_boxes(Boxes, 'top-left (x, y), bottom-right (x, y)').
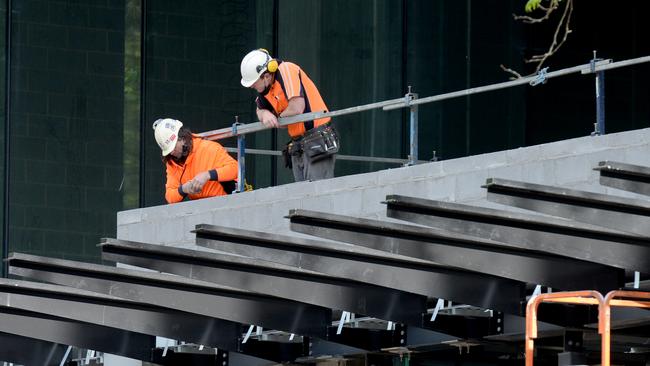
top-left (117, 128), bottom-right (650, 247)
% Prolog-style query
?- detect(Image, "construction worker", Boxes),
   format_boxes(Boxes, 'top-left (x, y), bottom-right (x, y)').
top-left (153, 118), bottom-right (239, 203)
top-left (240, 49), bottom-right (340, 182)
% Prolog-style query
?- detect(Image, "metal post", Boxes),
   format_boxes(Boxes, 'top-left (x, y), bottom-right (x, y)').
top-left (59, 346), bottom-right (72, 366)
top-left (233, 116), bottom-right (245, 193)
top-left (406, 86), bottom-right (418, 166)
top-left (591, 51), bottom-right (606, 136)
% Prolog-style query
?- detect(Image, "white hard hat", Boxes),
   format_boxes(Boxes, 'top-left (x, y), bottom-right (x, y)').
top-left (152, 118), bottom-right (183, 156)
top-left (240, 49), bottom-right (276, 87)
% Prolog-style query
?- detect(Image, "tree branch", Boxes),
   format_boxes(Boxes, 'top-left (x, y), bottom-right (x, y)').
top-left (501, 0), bottom-right (574, 78)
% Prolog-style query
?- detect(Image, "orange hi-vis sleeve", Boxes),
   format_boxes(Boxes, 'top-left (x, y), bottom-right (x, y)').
top-left (260, 62), bottom-right (330, 138)
top-left (165, 136), bottom-right (238, 203)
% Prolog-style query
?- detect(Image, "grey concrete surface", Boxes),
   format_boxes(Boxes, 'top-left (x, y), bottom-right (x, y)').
top-left (117, 128), bottom-right (650, 247)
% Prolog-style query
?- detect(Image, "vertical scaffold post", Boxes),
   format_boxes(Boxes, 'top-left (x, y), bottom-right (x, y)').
top-left (233, 116), bottom-right (245, 193)
top-left (406, 86), bottom-right (418, 166)
top-left (591, 50), bottom-right (606, 136)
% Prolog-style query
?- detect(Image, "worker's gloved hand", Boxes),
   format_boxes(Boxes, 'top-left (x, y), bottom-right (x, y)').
top-left (259, 109), bottom-right (279, 128)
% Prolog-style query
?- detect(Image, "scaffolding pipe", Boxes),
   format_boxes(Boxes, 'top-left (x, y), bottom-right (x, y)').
top-left (590, 51), bottom-right (606, 135)
top-left (384, 59), bottom-right (613, 111)
top-left (232, 117), bottom-right (245, 193)
top-left (224, 147), bottom-right (415, 165)
top-left (198, 97), bottom-right (407, 141)
top-left (406, 87), bottom-right (419, 166)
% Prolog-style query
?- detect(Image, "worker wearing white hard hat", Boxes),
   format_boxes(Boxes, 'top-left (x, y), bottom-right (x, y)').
top-left (153, 118), bottom-right (239, 203)
top-left (240, 49), bottom-right (340, 182)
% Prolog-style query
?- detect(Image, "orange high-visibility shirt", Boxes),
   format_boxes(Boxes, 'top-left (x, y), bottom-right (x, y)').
top-left (165, 136), bottom-right (238, 203)
top-left (256, 61), bottom-right (330, 138)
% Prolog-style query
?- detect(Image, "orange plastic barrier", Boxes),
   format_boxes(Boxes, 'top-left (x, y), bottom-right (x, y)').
top-left (525, 290), bottom-right (650, 366)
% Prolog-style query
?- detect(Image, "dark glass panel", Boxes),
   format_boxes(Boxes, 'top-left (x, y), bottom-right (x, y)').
top-left (8, 0), bottom-right (126, 263)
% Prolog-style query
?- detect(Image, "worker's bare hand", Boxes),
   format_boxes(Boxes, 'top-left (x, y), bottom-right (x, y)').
top-left (260, 110), bottom-right (279, 128)
top-left (192, 171), bottom-right (211, 192)
top-left (181, 181), bottom-right (199, 195)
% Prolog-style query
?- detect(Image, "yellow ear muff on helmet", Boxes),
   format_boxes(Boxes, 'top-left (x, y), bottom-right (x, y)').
top-left (258, 48), bottom-right (278, 73)
top-left (267, 59), bottom-right (278, 73)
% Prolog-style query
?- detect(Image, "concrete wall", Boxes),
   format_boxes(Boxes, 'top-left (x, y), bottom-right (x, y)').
top-left (117, 128), bottom-right (650, 247)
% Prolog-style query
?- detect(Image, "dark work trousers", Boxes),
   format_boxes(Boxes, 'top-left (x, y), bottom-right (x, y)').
top-left (291, 152), bottom-right (335, 182)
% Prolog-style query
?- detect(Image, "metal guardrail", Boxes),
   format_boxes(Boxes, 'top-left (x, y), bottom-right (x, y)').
top-left (199, 54), bottom-right (650, 193)
top-left (223, 147), bottom-right (422, 165)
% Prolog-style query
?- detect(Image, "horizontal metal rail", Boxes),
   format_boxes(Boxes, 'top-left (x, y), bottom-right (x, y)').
top-left (203, 55), bottom-right (650, 140)
top-left (224, 147), bottom-right (420, 164)
top-left (383, 59), bottom-right (613, 111)
top-left (199, 54), bottom-right (650, 174)
top-left (202, 59), bottom-right (617, 143)
top-left (198, 97), bottom-right (407, 141)
top-left (580, 54), bottom-right (650, 74)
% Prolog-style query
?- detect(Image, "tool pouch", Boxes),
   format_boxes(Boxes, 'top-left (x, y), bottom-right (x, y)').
top-left (301, 125), bottom-right (340, 163)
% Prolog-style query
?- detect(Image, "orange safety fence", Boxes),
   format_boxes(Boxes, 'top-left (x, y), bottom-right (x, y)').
top-left (526, 290), bottom-right (650, 366)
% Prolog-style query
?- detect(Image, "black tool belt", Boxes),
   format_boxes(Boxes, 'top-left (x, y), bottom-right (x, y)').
top-left (293, 123), bottom-right (339, 161)
top-left (282, 124), bottom-right (340, 168)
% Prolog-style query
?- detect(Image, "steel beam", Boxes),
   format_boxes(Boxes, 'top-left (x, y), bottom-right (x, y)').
top-left (594, 160), bottom-right (650, 196)
top-left (0, 332), bottom-right (68, 366)
top-left (384, 194), bottom-right (650, 273)
top-left (484, 177), bottom-right (650, 237)
top-left (8, 253), bottom-right (330, 338)
top-left (194, 224), bottom-right (525, 314)
top-left (0, 307), bottom-right (155, 361)
top-left (99, 238), bottom-right (427, 326)
top-left (0, 278), bottom-right (241, 351)
top-left (288, 209), bottom-right (623, 293)
top-left (8, 253), bottom-right (419, 356)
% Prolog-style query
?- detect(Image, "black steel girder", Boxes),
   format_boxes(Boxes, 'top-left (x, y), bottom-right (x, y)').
top-left (288, 209), bottom-right (623, 293)
top-left (7, 252), bottom-right (330, 339)
top-left (0, 278), bottom-right (241, 351)
top-left (99, 238), bottom-right (427, 326)
top-left (594, 161), bottom-right (650, 196)
top-left (8, 253), bottom-right (426, 356)
top-left (385, 194), bottom-right (650, 273)
top-left (0, 332), bottom-right (68, 366)
top-left (0, 307), bottom-right (155, 361)
top-left (484, 177), bottom-right (650, 237)
top-left (194, 223), bottom-right (525, 314)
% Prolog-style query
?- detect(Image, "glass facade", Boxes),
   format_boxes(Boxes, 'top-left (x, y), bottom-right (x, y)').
top-left (7, 0), bottom-right (126, 263)
top-left (0, 0), bottom-right (649, 268)
top-left (0, 1), bottom-right (6, 276)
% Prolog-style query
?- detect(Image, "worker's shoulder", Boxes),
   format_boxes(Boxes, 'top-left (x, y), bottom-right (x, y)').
top-left (278, 61), bottom-right (302, 72)
top-left (195, 136), bottom-right (225, 151)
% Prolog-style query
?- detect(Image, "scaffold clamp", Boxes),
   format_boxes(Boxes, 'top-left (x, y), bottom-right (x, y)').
top-left (529, 67), bottom-right (549, 86)
top-left (232, 116), bottom-right (243, 135)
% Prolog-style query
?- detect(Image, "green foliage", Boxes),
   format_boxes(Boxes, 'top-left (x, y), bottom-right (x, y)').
top-left (525, 0), bottom-right (543, 13)
top-left (525, 0), bottom-right (563, 13)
